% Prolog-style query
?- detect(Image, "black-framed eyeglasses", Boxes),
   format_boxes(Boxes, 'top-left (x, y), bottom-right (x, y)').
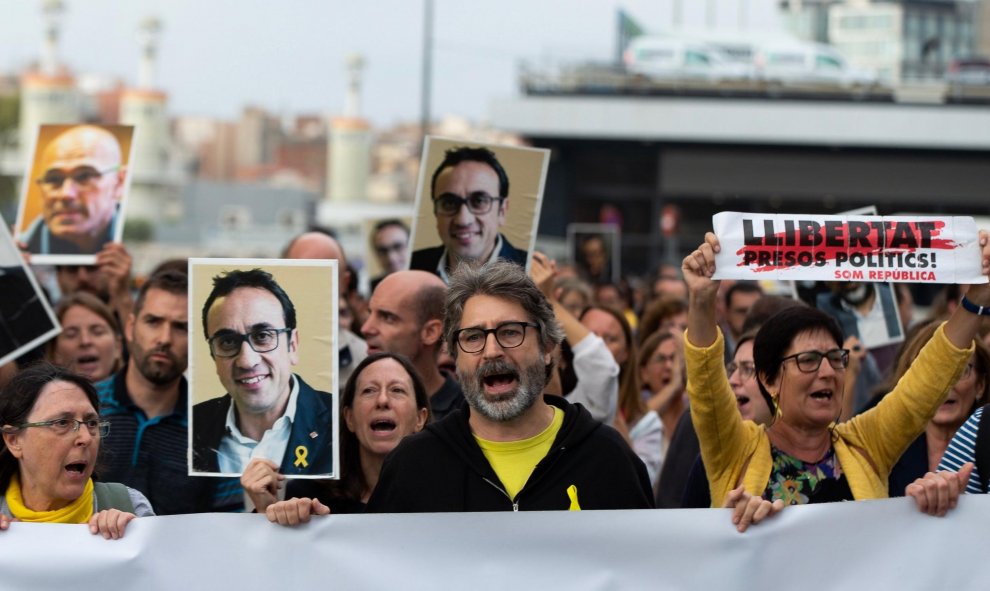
top-left (13, 417), bottom-right (110, 437)
top-left (433, 192), bottom-right (505, 216)
top-left (779, 349), bottom-right (849, 373)
top-left (726, 360), bottom-right (757, 381)
top-left (36, 165), bottom-right (120, 191)
top-left (207, 328), bottom-right (293, 358)
top-left (454, 321), bottom-right (539, 354)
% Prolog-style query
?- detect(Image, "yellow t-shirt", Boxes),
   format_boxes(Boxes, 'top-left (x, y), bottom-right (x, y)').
top-left (474, 407), bottom-right (564, 500)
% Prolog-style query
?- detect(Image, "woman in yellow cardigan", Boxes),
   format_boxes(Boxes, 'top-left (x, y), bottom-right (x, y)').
top-left (683, 231), bottom-right (990, 531)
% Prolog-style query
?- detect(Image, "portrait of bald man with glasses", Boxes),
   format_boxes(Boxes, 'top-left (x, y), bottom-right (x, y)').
top-left (409, 141), bottom-right (548, 283)
top-left (191, 265), bottom-right (336, 477)
top-left (17, 124), bottom-right (132, 260)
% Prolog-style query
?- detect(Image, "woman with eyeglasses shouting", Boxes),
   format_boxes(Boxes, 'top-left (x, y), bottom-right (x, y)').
top-left (0, 364), bottom-right (154, 538)
top-left (682, 230), bottom-right (990, 532)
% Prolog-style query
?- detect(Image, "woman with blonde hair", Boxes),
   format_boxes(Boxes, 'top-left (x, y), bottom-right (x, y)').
top-left (582, 305), bottom-right (662, 485)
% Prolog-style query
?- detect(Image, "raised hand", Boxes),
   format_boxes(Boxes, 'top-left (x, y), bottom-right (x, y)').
top-left (681, 232), bottom-right (722, 300)
top-left (529, 251), bottom-right (557, 301)
top-left (683, 232), bottom-right (723, 348)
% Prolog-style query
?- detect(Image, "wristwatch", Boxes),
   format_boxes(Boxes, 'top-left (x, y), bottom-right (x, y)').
top-left (960, 296), bottom-right (990, 316)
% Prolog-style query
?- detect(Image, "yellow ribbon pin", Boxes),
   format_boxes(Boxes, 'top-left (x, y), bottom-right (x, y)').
top-left (567, 484), bottom-right (581, 511)
top-left (294, 445), bottom-right (309, 468)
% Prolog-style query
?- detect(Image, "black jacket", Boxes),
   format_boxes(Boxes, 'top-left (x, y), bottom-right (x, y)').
top-left (366, 396), bottom-right (654, 512)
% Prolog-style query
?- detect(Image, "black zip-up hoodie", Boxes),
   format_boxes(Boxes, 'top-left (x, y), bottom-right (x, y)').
top-left (366, 396), bottom-right (654, 512)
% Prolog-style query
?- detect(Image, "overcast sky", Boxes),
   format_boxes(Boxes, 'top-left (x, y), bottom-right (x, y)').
top-left (1, 0), bottom-right (784, 127)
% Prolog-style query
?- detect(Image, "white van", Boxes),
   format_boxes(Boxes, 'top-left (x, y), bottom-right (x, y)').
top-left (623, 37), bottom-right (753, 82)
top-left (756, 42), bottom-right (877, 89)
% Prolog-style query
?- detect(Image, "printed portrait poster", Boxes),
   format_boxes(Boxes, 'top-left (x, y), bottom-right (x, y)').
top-left (567, 223), bottom-right (620, 285)
top-left (188, 258), bottom-right (339, 479)
top-left (407, 136), bottom-right (549, 283)
top-left (15, 124), bottom-right (136, 265)
top-left (0, 213), bottom-right (60, 367)
top-left (364, 217), bottom-right (412, 286)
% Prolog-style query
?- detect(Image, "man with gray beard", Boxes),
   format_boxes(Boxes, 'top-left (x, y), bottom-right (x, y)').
top-left (367, 261), bottom-right (652, 512)
top-left (96, 270), bottom-right (240, 513)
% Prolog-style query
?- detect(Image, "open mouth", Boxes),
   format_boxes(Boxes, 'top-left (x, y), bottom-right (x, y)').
top-left (736, 395), bottom-right (751, 406)
top-left (482, 373), bottom-right (518, 395)
top-left (478, 360), bottom-right (520, 395)
top-left (76, 355), bottom-right (100, 368)
top-left (65, 461), bottom-right (87, 474)
top-left (370, 419), bottom-right (397, 433)
top-left (810, 389), bottom-right (834, 401)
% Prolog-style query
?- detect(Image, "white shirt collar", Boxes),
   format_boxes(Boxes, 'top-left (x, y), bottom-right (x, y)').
top-left (216, 374), bottom-right (301, 474)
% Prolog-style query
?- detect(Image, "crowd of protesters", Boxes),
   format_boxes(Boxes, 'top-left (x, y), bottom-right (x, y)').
top-left (1, 219), bottom-right (989, 539)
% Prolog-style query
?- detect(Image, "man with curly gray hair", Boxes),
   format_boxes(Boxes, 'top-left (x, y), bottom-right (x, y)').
top-left (367, 261), bottom-right (653, 512)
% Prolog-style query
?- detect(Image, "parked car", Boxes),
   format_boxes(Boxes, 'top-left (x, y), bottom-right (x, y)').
top-left (946, 57), bottom-right (990, 86)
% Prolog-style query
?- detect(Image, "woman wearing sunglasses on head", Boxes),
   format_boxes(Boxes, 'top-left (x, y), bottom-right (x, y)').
top-left (0, 364), bottom-right (154, 538)
top-left (682, 230), bottom-right (990, 532)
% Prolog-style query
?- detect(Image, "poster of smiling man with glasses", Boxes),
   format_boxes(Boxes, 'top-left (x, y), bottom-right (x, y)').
top-left (188, 259), bottom-right (338, 479)
top-left (16, 124), bottom-right (134, 264)
top-left (408, 137), bottom-right (549, 283)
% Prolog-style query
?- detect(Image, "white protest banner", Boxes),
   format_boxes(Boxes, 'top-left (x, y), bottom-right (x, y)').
top-left (713, 212), bottom-right (986, 284)
top-left (2, 496), bottom-right (989, 590)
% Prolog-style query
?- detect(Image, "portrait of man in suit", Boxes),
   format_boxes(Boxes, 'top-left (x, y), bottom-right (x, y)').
top-left (408, 139), bottom-right (548, 283)
top-left (191, 263), bottom-right (336, 477)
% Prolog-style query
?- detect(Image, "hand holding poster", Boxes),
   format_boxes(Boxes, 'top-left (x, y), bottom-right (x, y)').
top-left (712, 212), bottom-right (987, 284)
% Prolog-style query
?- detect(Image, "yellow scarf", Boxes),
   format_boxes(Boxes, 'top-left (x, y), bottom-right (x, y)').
top-left (4, 474), bottom-right (94, 523)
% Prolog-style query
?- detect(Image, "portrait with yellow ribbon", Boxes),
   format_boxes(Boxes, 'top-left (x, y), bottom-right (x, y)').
top-left (187, 258), bottom-right (339, 480)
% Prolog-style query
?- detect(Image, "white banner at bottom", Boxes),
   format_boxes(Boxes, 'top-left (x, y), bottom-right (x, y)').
top-left (2, 496), bottom-right (987, 590)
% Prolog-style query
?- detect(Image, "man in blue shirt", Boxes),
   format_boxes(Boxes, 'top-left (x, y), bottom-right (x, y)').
top-left (97, 270), bottom-right (239, 513)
